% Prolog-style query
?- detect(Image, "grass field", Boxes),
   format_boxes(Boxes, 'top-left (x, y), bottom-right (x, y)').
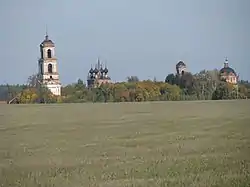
top-left (0, 100), bottom-right (250, 187)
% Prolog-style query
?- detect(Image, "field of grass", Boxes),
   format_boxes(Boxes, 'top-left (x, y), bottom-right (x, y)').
top-left (0, 100), bottom-right (250, 187)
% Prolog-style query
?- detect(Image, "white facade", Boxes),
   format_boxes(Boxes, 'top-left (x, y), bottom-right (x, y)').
top-left (177, 66), bottom-right (187, 75)
top-left (38, 35), bottom-right (61, 96)
top-left (46, 84), bottom-right (61, 96)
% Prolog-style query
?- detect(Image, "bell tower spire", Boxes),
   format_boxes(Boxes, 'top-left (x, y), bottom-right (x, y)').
top-left (45, 25), bottom-right (49, 39)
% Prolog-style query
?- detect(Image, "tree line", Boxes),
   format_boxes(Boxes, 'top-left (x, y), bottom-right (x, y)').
top-left (0, 69), bottom-right (249, 104)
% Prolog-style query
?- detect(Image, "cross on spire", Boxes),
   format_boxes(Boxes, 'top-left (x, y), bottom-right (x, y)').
top-left (224, 57), bottom-right (229, 68)
top-left (97, 57), bottom-right (101, 69)
top-left (45, 25), bottom-right (49, 40)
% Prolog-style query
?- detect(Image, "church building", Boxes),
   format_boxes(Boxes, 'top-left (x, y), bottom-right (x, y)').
top-left (219, 58), bottom-right (238, 84)
top-left (176, 60), bottom-right (187, 76)
top-left (87, 58), bottom-right (111, 88)
top-left (37, 33), bottom-right (61, 96)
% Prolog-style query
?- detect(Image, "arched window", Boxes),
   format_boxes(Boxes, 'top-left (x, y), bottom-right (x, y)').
top-left (47, 49), bottom-right (52, 58)
top-left (40, 48), bottom-right (43, 59)
top-left (48, 63), bottom-right (53, 73)
top-left (40, 64), bottom-right (43, 74)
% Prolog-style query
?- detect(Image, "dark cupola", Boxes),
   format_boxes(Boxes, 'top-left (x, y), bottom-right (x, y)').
top-left (41, 34), bottom-right (54, 47)
top-left (100, 66), bottom-right (104, 73)
top-left (104, 67), bottom-right (108, 74)
top-left (89, 67), bottom-right (94, 74)
top-left (94, 66), bottom-right (99, 74)
top-left (219, 58), bottom-right (236, 75)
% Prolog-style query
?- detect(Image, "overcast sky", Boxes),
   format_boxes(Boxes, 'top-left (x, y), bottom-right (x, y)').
top-left (0, 0), bottom-right (249, 85)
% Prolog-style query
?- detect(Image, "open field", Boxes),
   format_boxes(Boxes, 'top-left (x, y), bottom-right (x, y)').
top-left (0, 100), bottom-right (250, 187)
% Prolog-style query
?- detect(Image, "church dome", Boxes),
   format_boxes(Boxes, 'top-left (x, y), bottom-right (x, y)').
top-left (94, 67), bottom-right (99, 74)
top-left (89, 68), bottom-right (94, 74)
top-left (220, 58), bottom-right (236, 75)
top-left (220, 67), bottom-right (236, 75)
top-left (100, 67), bottom-right (104, 73)
top-left (41, 35), bottom-right (54, 46)
top-left (104, 67), bottom-right (108, 73)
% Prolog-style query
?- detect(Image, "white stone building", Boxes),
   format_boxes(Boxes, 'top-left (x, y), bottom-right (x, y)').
top-left (38, 34), bottom-right (61, 96)
top-left (219, 58), bottom-right (238, 84)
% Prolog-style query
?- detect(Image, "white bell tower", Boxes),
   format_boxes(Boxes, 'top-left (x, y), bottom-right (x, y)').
top-left (38, 33), bottom-right (61, 96)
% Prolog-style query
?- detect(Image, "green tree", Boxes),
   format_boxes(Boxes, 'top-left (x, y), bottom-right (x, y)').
top-left (165, 73), bottom-right (177, 85)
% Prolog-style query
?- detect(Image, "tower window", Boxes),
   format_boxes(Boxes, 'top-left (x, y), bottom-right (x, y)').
top-left (48, 63), bottom-right (53, 73)
top-left (40, 48), bottom-right (43, 59)
top-left (40, 64), bottom-right (43, 74)
top-left (47, 49), bottom-right (52, 58)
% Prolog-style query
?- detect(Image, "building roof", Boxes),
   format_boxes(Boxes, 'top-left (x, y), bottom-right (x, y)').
top-left (219, 58), bottom-right (236, 75)
top-left (40, 35), bottom-right (54, 46)
top-left (104, 67), bottom-right (108, 73)
top-left (220, 67), bottom-right (236, 75)
top-left (88, 58), bottom-right (109, 74)
top-left (176, 61), bottom-right (186, 67)
top-left (89, 68), bottom-right (94, 74)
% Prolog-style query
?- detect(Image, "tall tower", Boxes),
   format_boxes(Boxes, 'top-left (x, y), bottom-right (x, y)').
top-left (38, 33), bottom-right (61, 96)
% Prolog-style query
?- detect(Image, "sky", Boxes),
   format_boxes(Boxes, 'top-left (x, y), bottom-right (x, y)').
top-left (0, 0), bottom-right (250, 85)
